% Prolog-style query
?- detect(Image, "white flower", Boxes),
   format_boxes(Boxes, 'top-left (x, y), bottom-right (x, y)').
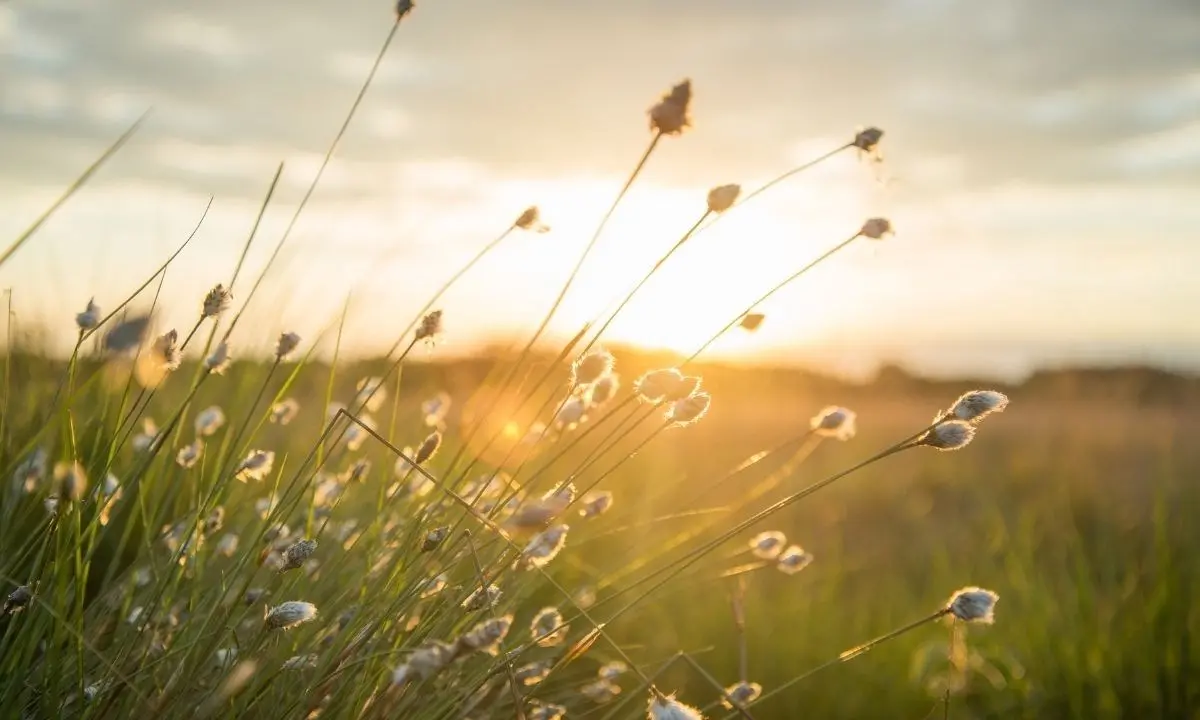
top-left (194, 406), bottom-right (226, 437)
top-left (949, 390), bottom-right (1009, 423)
top-left (647, 692), bottom-right (704, 719)
top-left (264, 601), bottom-right (318, 630)
top-left (205, 341), bottom-right (232, 374)
top-left (919, 420), bottom-right (976, 451)
top-left (274, 332), bottom-right (301, 360)
top-left (706, 184), bottom-right (741, 213)
top-left (749, 531), bottom-right (787, 560)
top-left (947, 587), bottom-right (999, 624)
top-left (176, 440), bottom-right (203, 469)
top-left (75, 298), bottom-right (101, 331)
top-left (810, 406), bottom-right (856, 440)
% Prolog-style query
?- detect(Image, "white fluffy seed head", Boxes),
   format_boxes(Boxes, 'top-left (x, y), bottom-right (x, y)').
top-left (574, 349), bottom-right (614, 386)
top-left (648, 79), bottom-right (693, 136)
top-left (76, 298), bottom-right (101, 331)
top-left (947, 586), bottom-right (999, 624)
top-left (53, 461), bottom-right (88, 502)
top-left (205, 341), bottom-right (232, 374)
top-left (776, 545), bottom-right (814, 575)
top-left (414, 431), bottom-right (442, 464)
top-left (458, 615), bottom-right (513, 654)
top-left (721, 681), bottom-right (762, 709)
top-left (515, 205), bottom-right (550, 232)
top-left (749, 531), bottom-right (787, 560)
top-left (647, 692), bottom-right (704, 720)
top-left (555, 396), bottom-right (587, 430)
top-left (274, 332), bottom-right (301, 360)
top-left (598, 660), bottom-right (628, 681)
top-left (579, 490), bottom-right (614, 518)
top-left (667, 392), bottom-right (711, 426)
top-left (706, 184), bottom-right (741, 214)
top-left (520, 524), bottom-right (569, 570)
top-left (853, 126), bottom-right (885, 154)
top-left (588, 373), bottom-right (620, 406)
top-left (270, 398), bottom-right (299, 425)
top-left (236, 450), bottom-right (275, 481)
top-left (202, 284), bottom-right (232, 318)
top-left (859, 217), bottom-right (893, 240)
top-left (415, 310), bottom-right (443, 342)
top-left (281, 539), bottom-right (317, 571)
top-left (195, 406), bottom-right (226, 437)
top-left (950, 390), bottom-right (1009, 423)
top-left (531, 606), bottom-right (569, 647)
top-left (264, 601), bottom-right (317, 630)
top-left (919, 420), bottom-right (976, 451)
top-left (810, 406), bottom-right (857, 440)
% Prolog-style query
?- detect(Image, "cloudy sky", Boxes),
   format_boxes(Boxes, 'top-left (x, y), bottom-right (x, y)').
top-left (1, 0), bottom-right (1198, 379)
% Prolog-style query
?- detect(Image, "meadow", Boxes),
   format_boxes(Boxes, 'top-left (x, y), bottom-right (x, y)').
top-left (1, 6), bottom-right (1198, 718)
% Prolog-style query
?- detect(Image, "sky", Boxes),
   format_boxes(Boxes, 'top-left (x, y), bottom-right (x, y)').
top-left (1, 0), bottom-right (1198, 381)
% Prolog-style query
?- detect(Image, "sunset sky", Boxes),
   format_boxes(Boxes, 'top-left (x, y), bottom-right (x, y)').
top-left (1, 0), bottom-right (1198, 380)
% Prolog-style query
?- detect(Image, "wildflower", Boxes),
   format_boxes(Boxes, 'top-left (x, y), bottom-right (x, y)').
top-left (647, 692), bottom-right (704, 720)
top-left (527, 701), bottom-right (568, 720)
top-left (777, 545), bottom-right (814, 575)
top-left (947, 587), bottom-right (999, 624)
top-left (415, 310), bottom-right (443, 342)
top-left (12, 448), bottom-right (48, 493)
top-left (282, 654), bottom-right (318, 671)
top-left (414, 430), bottom-right (442, 464)
top-left (462, 584), bottom-right (502, 611)
top-left (236, 450), bottom-right (275, 481)
top-left (515, 205), bottom-right (550, 232)
top-left (215, 534), bottom-right (239, 557)
top-left (706, 184), bottom-right (741, 214)
top-left (421, 526), bottom-right (449, 552)
top-left (132, 418), bottom-right (159, 453)
top-left (265, 601), bottom-right (318, 630)
top-left (739, 312), bottom-right (765, 332)
top-left (515, 659), bottom-right (554, 686)
top-left (76, 298), bottom-right (101, 331)
top-left (649, 79), bottom-right (692, 135)
top-left (598, 661), bottom-right (628, 681)
top-left (281, 539), bottom-right (317, 571)
top-left (270, 398), bottom-right (300, 425)
top-left (531, 606), bottom-right (569, 647)
top-left (721, 681), bottom-right (762, 709)
top-left (667, 392), bottom-right (711, 426)
top-left (859, 217), bottom-right (893, 240)
top-left (574, 348), bottom-right (614, 386)
top-left (53, 461), bottom-right (87, 502)
top-left (202, 284), bottom-right (232, 318)
top-left (205, 341), bottom-right (232, 374)
top-left (177, 440), bottom-right (203, 469)
top-left (457, 615), bottom-right (513, 654)
top-left (580, 490), bottom-right (614, 518)
top-left (949, 390), bottom-right (1009, 423)
top-left (354, 376), bottom-right (387, 413)
top-left (582, 679), bottom-right (622, 704)
top-left (274, 332), bottom-right (301, 360)
top-left (918, 420), bottom-right (976, 451)
top-left (749, 531), bottom-right (787, 560)
top-left (195, 406), bottom-right (226, 437)
top-left (3, 585), bottom-right (33, 615)
top-left (422, 391), bottom-right (452, 426)
top-left (810, 406), bottom-right (857, 440)
top-left (555, 396), bottom-right (587, 429)
top-left (520, 524), bottom-right (569, 569)
top-left (853, 126), bottom-right (885, 159)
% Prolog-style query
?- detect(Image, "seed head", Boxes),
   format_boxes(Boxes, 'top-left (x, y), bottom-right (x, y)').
top-left (947, 586), bottom-right (999, 624)
top-left (264, 601), bottom-right (318, 630)
top-left (859, 217), bottom-right (893, 240)
top-left (394, 640), bottom-right (455, 686)
top-left (721, 681), bottom-right (762, 709)
top-left (635, 368), bottom-right (682, 402)
top-left (195, 406), bottom-right (226, 437)
top-left (395, 0), bottom-right (415, 20)
top-left (520, 524), bottom-right (569, 570)
top-left (515, 659), bottom-right (554, 686)
top-left (274, 332), bottom-right (301, 360)
top-left (281, 539), bottom-right (317, 571)
top-left (216, 534), bottom-right (239, 557)
top-left (554, 396), bottom-right (587, 430)
top-left (810, 406), bottom-right (857, 440)
top-left (354, 376), bottom-right (387, 413)
top-left (340, 458), bottom-right (371, 484)
top-left (422, 391), bottom-right (452, 426)
top-left (202, 284), bottom-right (232, 318)
top-left (204, 506), bottom-right (226, 534)
top-left (53, 461), bottom-right (87, 502)
top-left (421, 526), bottom-right (449, 552)
top-left (153, 330), bottom-right (182, 371)
top-left (270, 398), bottom-right (300, 425)
top-left (599, 660), bottom-right (628, 680)
top-left (749, 530), bottom-right (786, 560)
top-left (12, 448), bottom-right (48, 494)
top-left (574, 348), bottom-right (614, 386)
top-left (777, 545), bottom-right (814, 575)
top-left (647, 692), bottom-right (704, 720)
top-left (458, 615), bottom-right (513, 654)
top-left (204, 341), bottom-right (232, 374)
top-left (588, 373), bottom-right (620, 406)
top-left (282, 654), bottom-right (318, 671)
top-left (706, 184), bottom-right (741, 214)
top-left (236, 450), bottom-right (275, 481)
top-left (515, 205), bottom-right (550, 232)
top-left (415, 310), bottom-right (443, 342)
top-left (649, 79), bottom-right (693, 136)
top-left (949, 390), bottom-right (1009, 423)
top-left (853, 126), bottom-right (885, 157)
top-left (667, 392), bottom-right (711, 426)
top-left (582, 680), bottom-right (622, 704)
top-left (579, 490), bottom-right (614, 518)
top-left (102, 314), bottom-right (151, 354)
top-left (531, 606), bottom-right (569, 646)
top-left (527, 701), bottom-right (568, 720)
top-left (414, 430), bottom-right (442, 464)
top-left (462, 583), bottom-right (502, 611)
top-left (739, 312), bottom-right (765, 332)
top-left (76, 298), bottom-right (101, 331)
top-left (133, 418), bottom-right (160, 453)
top-left (3, 585), bottom-right (33, 615)
top-left (918, 420), bottom-right (976, 451)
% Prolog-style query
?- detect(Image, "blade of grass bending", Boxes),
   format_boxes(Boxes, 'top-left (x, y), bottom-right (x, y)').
top-left (0, 110), bottom-right (151, 269)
